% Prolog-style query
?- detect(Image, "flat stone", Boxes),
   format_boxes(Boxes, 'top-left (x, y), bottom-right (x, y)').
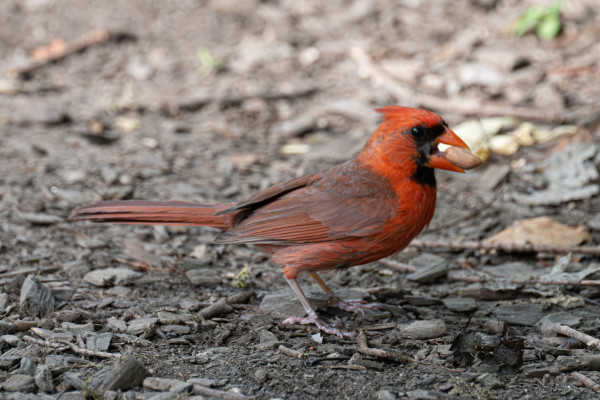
top-left (99, 355), bottom-right (150, 391)
top-left (495, 304), bottom-right (546, 326)
top-left (127, 318), bottom-right (158, 335)
top-left (401, 320), bottom-right (447, 340)
top-left (407, 254), bottom-right (449, 283)
top-left (157, 311), bottom-right (192, 325)
top-left (83, 268), bottom-right (142, 287)
top-left (144, 377), bottom-right (186, 391)
top-left (107, 317), bottom-right (127, 332)
top-left (85, 331), bottom-right (113, 351)
top-left (259, 290), bottom-right (327, 318)
top-left (61, 322), bottom-right (94, 336)
top-left (185, 269), bottom-right (222, 286)
top-left (19, 275), bottom-right (55, 317)
top-left (161, 325), bottom-right (190, 335)
top-left (442, 297), bottom-right (478, 313)
top-left (19, 357), bottom-right (36, 375)
top-left (3, 374), bottom-right (35, 392)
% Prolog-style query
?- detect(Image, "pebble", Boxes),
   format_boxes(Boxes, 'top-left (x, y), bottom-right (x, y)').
top-left (0, 292), bottom-right (8, 313)
top-left (83, 268), bottom-right (142, 287)
top-left (376, 390), bottom-right (397, 400)
top-left (147, 383), bottom-right (193, 400)
top-left (144, 377), bottom-right (186, 391)
top-left (400, 320), bottom-right (447, 340)
top-left (19, 275), bottom-right (55, 317)
top-left (35, 364), bottom-right (55, 392)
top-left (107, 317), bottom-right (128, 332)
top-left (253, 368), bottom-right (268, 383)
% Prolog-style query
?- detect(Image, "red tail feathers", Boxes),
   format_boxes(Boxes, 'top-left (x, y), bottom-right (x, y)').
top-left (69, 200), bottom-right (235, 230)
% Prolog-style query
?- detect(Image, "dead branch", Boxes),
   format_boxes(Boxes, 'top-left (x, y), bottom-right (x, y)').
top-left (278, 345), bottom-right (306, 360)
top-left (23, 335), bottom-right (68, 351)
top-left (571, 372), bottom-right (600, 393)
top-left (357, 330), bottom-right (389, 358)
top-left (55, 339), bottom-right (122, 359)
top-left (349, 46), bottom-right (564, 124)
top-left (7, 29), bottom-right (111, 78)
top-left (410, 239), bottom-right (600, 257)
top-left (379, 259), bottom-right (417, 272)
top-left (192, 384), bottom-right (253, 400)
top-left (541, 322), bottom-right (600, 351)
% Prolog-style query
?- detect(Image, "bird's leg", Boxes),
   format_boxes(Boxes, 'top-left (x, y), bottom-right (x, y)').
top-left (282, 277), bottom-right (355, 338)
top-left (310, 272), bottom-right (379, 313)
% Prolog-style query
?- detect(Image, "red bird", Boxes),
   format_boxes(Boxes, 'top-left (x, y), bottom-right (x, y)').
top-left (71, 106), bottom-right (471, 337)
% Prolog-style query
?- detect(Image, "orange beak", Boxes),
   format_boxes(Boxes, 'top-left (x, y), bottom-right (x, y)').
top-left (426, 128), bottom-right (470, 173)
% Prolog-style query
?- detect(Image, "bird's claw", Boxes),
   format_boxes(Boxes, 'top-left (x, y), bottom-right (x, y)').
top-left (282, 315), bottom-right (356, 338)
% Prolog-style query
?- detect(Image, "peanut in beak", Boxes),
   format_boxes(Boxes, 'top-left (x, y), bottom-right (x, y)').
top-left (443, 146), bottom-right (483, 170)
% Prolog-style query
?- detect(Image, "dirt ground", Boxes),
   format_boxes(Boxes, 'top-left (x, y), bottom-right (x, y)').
top-left (1, 0), bottom-right (600, 399)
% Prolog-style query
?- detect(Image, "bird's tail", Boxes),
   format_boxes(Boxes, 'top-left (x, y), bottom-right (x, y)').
top-left (69, 200), bottom-right (236, 230)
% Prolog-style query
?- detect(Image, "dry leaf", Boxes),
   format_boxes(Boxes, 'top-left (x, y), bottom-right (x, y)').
top-left (484, 217), bottom-right (592, 247)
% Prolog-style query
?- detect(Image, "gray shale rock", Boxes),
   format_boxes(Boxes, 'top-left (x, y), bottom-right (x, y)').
top-left (35, 364), bottom-right (55, 392)
top-left (94, 355), bottom-right (150, 391)
top-left (19, 275), bottom-right (55, 317)
top-left (83, 268), bottom-right (142, 287)
top-left (3, 373), bottom-right (36, 392)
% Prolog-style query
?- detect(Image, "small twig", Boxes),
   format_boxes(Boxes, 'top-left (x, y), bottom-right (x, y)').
top-left (357, 330), bottom-right (388, 358)
top-left (357, 331), bottom-right (464, 372)
top-left (55, 339), bottom-right (121, 359)
top-left (379, 259), bottom-right (417, 272)
top-left (278, 345), bottom-right (306, 360)
top-left (330, 365), bottom-right (366, 370)
top-left (409, 239), bottom-right (600, 256)
top-left (13, 320), bottom-right (40, 331)
top-left (192, 384), bottom-right (253, 400)
top-left (76, 334), bottom-right (86, 349)
top-left (571, 372), bottom-right (600, 393)
top-left (541, 322), bottom-right (600, 351)
top-left (363, 323), bottom-right (398, 332)
top-left (7, 29), bottom-right (111, 78)
top-left (0, 266), bottom-right (59, 279)
top-left (23, 335), bottom-right (68, 350)
top-left (449, 270), bottom-right (600, 287)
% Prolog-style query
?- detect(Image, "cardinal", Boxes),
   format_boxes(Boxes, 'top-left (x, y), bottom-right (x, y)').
top-left (71, 106), bottom-right (480, 337)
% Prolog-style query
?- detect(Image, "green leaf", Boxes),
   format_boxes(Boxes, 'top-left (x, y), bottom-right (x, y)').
top-left (514, 6), bottom-right (546, 36)
top-left (537, 14), bottom-right (561, 40)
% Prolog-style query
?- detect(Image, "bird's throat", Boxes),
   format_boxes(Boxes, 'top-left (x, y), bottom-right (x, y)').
top-left (411, 164), bottom-right (436, 187)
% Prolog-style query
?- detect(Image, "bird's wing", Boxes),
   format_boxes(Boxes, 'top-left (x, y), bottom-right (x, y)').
top-left (215, 162), bottom-right (398, 245)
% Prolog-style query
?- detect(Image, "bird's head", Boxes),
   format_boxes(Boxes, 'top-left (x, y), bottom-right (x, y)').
top-left (358, 106), bottom-right (470, 186)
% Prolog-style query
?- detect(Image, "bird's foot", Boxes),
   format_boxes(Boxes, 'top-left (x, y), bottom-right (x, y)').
top-left (326, 295), bottom-right (380, 313)
top-left (283, 314), bottom-right (356, 338)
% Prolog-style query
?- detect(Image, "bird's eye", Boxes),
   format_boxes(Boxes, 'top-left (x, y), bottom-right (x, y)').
top-left (411, 127), bottom-right (425, 138)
